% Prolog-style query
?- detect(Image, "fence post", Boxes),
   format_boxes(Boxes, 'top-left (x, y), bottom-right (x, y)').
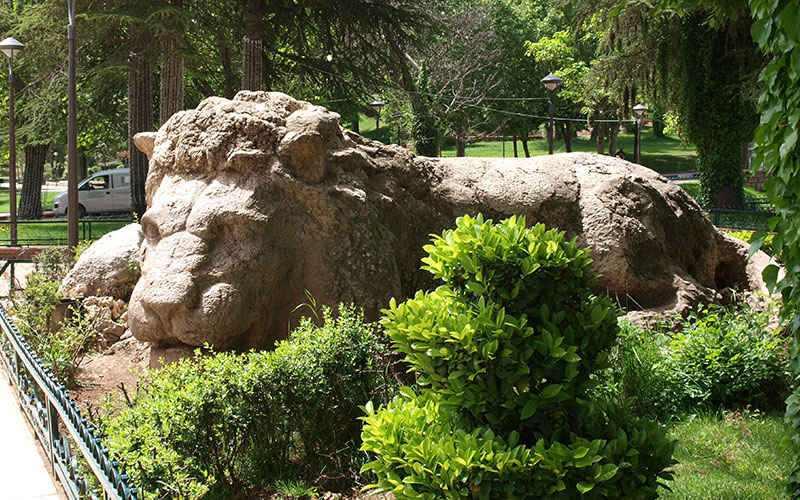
top-left (46, 397), bottom-right (59, 474)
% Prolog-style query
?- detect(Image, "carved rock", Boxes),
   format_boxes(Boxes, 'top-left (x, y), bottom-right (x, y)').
top-left (127, 91), bottom-right (768, 349)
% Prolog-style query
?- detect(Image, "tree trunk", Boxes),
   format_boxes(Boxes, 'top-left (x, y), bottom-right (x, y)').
top-left (18, 144), bottom-right (47, 219)
top-left (218, 37), bottom-right (238, 99)
top-left (79, 150), bottom-right (88, 180)
top-left (521, 134), bottom-right (530, 158)
top-left (159, 0), bottom-right (184, 125)
top-left (350, 119), bottom-right (360, 134)
top-left (512, 135), bottom-right (518, 157)
top-left (596, 123), bottom-right (605, 154)
top-left (456, 139), bottom-right (466, 157)
top-left (559, 121), bottom-right (573, 152)
top-left (410, 96), bottom-right (438, 156)
top-left (242, 0), bottom-right (263, 91)
top-left (608, 122), bottom-right (620, 156)
top-left (129, 54), bottom-right (153, 219)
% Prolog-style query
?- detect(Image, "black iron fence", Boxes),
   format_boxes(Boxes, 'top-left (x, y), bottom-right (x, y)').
top-left (0, 305), bottom-right (138, 500)
top-left (704, 196), bottom-right (776, 231)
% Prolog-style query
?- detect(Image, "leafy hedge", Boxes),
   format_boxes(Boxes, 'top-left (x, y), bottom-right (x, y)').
top-left (361, 215), bottom-right (675, 499)
top-left (103, 304), bottom-right (393, 499)
top-left (605, 301), bottom-right (789, 419)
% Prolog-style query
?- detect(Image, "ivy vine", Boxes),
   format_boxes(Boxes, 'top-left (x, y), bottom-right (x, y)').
top-left (676, 12), bottom-right (758, 208)
top-left (750, 0), bottom-right (800, 496)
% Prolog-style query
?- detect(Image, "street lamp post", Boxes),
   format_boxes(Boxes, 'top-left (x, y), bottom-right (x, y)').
top-left (370, 100), bottom-right (385, 143)
top-left (540, 73), bottom-right (564, 155)
top-left (67, 0), bottom-right (78, 255)
top-left (0, 37), bottom-right (23, 246)
top-left (633, 103), bottom-right (648, 165)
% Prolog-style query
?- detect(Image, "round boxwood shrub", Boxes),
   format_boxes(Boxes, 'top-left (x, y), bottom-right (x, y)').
top-left (361, 215), bottom-right (675, 499)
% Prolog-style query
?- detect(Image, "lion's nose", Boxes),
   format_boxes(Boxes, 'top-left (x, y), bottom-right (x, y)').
top-left (140, 272), bottom-right (199, 312)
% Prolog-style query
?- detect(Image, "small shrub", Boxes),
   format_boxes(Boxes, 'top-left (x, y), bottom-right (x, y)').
top-left (361, 215), bottom-right (675, 499)
top-left (11, 247), bottom-right (91, 384)
top-left (666, 302), bottom-right (789, 411)
top-left (103, 304), bottom-right (394, 499)
top-left (605, 300), bottom-right (789, 419)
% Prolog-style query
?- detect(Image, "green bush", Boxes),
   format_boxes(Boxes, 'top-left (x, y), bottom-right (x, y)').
top-left (361, 215), bottom-right (675, 499)
top-left (11, 247), bottom-right (91, 384)
top-left (103, 304), bottom-right (394, 499)
top-left (605, 300), bottom-right (789, 419)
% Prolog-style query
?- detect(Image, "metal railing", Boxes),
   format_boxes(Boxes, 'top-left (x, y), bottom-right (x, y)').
top-left (0, 305), bottom-right (138, 500)
top-left (703, 196), bottom-right (776, 231)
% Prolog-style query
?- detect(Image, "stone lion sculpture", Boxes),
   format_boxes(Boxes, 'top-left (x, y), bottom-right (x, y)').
top-left (128, 91), bottom-right (768, 350)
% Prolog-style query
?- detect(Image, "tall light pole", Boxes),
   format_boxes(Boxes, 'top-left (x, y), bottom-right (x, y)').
top-left (540, 73), bottom-right (563, 155)
top-left (0, 37), bottom-right (23, 246)
top-left (370, 100), bottom-right (384, 143)
top-left (633, 103), bottom-right (648, 165)
top-left (67, 0), bottom-right (78, 255)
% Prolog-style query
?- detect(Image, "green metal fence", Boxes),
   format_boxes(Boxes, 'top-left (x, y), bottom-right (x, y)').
top-left (0, 305), bottom-right (138, 500)
top-left (704, 196), bottom-right (776, 231)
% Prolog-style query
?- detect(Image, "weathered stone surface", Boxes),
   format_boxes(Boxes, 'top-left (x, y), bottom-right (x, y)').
top-left (128, 91), bottom-right (768, 349)
top-left (60, 224), bottom-right (144, 300)
top-left (84, 296), bottom-right (129, 349)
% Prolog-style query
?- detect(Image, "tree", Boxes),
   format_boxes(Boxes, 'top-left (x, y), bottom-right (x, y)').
top-left (159, 0), bottom-right (184, 124)
top-left (10, 0), bottom-right (69, 219)
top-left (242, 0), bottom-right (263, 91)
top-left (674, 11), bottom-right (758, 207)
top-left (128, 51), bottom-right (152, 218)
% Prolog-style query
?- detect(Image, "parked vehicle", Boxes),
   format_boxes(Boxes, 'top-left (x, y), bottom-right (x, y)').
top-left (52, 168), bottom-right (132, 216)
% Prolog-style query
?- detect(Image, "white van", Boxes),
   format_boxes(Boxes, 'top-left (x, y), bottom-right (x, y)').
top-left (52, 168), bottom-right (132, 216)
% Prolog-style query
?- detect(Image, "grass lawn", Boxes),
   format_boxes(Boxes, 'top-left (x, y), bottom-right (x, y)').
top-left (357, 114), bottom-right (696, 174)
top-left (0, 218), bottom-right (130, 245)
top-left (660, 412), bottom-right (790, 500)
top-left (0, 187), bottom-right (58, 214)
top-left (0, 187), bottom-right (130, 245)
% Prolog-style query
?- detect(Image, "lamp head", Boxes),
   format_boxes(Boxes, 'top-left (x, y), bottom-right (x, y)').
top-left (0, 37), bottom-right (23, 58)
top-left (540, 73), bottom-right (563, 91)
top-left (633, 103), bottom-right (648, 119)
top-left (370, 100), bottom-right (385, 114)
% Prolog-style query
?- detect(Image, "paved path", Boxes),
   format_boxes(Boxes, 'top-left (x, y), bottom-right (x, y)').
top-left (0, 367), bottom-right (63, 500)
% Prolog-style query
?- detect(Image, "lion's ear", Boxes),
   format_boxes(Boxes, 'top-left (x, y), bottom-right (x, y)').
top-left (133, 132), bottom-right (156, 159)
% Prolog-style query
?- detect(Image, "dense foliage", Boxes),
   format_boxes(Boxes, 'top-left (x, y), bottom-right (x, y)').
top-left (749, 0), bottom-right (800, 495)
top-left (605, 301), bottom-right (789, 419)
top-left (361, 215), bottom-right (675, 499)
top-left (675, 11), bottom-right (758, 207)
top-left (11, 248), bottom-right (91, 384)
top-left (103, 305), bottom-right (395, 499)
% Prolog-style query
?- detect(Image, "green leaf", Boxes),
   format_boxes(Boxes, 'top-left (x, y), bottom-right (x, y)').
top-left (577, 481), bottom-right (594, 494)
top-left (762, 264), bottom-right (780, 291)
top-left (573, 446), bottom-right (589, 459)
top-left (748, 231), bottom-right (768, 259)
top-left (751, 16), bottom-right (772, 47)
top-left (540, 384), bottom-right (562, 399)
top-left (521, 399), bottom-right (539, 420)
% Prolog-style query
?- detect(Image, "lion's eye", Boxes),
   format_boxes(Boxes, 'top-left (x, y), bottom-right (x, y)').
top-left (141, 216), bottom-right (161, 241)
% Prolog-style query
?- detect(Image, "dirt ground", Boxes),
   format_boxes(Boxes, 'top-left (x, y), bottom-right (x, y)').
top-left (69, 335), bottom-right (150, 411)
